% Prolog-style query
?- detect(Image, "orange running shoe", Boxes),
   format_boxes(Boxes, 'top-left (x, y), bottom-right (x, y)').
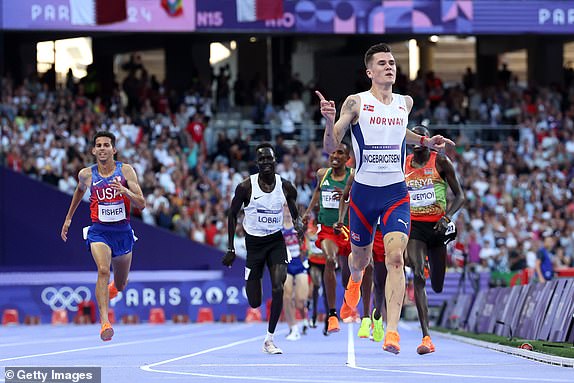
top-left (100, 322), bottom-right (114, 342)
top-left (327, 315), bottom-right (340, 333)
top-left (344, 274), bottom-right (362, 309)
top-left (108, 281), bottom-right (118, 300)
top-left (340, 300), bottom-right (354, 323)
top-left (383, 330), bottom-right (400, 354)
top-left (416, 336), bottom-right (435, 355)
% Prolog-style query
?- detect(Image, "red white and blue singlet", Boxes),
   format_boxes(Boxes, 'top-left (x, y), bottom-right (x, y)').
top-left (86, 162), bottom-right (135, 257)
top-left (347, 92), bottom-right (411, 246)
top-left (90, 162), bottom-right (131, 224)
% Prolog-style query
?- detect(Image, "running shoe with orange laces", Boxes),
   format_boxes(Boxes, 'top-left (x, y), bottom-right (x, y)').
top-left (383, 330), bottom-right (400, 354)
top-left (339, 300), bottom-right (354, 322)
top-left (327, 315), bottom-right (340, 333)
top-left (343, 274), bottom-right (362, 309)
top-left (108, 281), bottom-right (118, 300)
top-left (416, 336), bottom-right (435, 355)
top-left (100, 322), bottom-right (114, 342)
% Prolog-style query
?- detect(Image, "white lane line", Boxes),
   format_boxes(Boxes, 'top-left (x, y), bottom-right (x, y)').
top-left (0, 324), bottom-right (195, 348)
top-left (141, 329), bottom-right (347, 382)
top-left (0, 324), bottom-right (205, 348)
top-left (0, 325), bottom-right (250, 363)
top-left (141, 334), bottom-right (266, 369)
top-left (350, 365), bottom-right (572, 382)
top-left (344, 324), bottom-right (568, 382)
top-left (346, 322), bottom-right (356, 368)
top-left (142, 329), bottom-right (285, 370)
top-left (199, 364), bottom-right (305, 367)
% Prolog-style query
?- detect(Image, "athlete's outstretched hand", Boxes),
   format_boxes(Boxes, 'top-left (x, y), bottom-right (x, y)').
top-left (61, 218), bottom-right (71, 242)
top-left (315, 90), bottom-right (336, 124)
top-left (426, 135), bottom-right (455, 151)
top-left (302, 211), bottom-right (311, 226)
top-left (294, 217), bottom-right (305, 242)
top-left (333, 221), bottom-right (344, 235)
top-left (222, 250), bottom-right (236, 267)
top-left (433, 216), bottom-right (450, 234)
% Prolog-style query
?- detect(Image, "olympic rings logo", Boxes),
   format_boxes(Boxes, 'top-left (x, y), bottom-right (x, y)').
top-left (41, 286), bottom-right (92, 311)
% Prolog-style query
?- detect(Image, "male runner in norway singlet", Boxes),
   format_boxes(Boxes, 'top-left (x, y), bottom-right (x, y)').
top-left (405, 125), bottom-right (464, 354)
top-left (316, 42), bottom-right (454, 354)
top-left (223, 143), bottom-right (304, 354)
top-left (61, 131), bottom-right (146, 341)
top-left (302, 143), bottom-right (353, 334)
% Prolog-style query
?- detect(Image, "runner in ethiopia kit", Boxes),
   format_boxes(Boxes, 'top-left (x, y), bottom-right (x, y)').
top-left (303, 142), bottom-right (353, 334)
top-left (61, 131), bottom-right (146, 342)
top-left (405, 124), bottom-right (464, 355)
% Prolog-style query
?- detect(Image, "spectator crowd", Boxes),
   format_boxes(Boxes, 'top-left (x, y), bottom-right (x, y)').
top-left (1, 60), bottom-right (574, 282)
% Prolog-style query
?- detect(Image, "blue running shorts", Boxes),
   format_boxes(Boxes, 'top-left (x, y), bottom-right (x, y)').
top-left (348, 181), bottom-right (411, 247)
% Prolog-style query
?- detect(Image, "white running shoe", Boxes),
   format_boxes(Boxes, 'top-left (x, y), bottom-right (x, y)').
top-left (285, 330), bottom-right (301, 341)
top-left (262, 339), bottom-right (283, 354)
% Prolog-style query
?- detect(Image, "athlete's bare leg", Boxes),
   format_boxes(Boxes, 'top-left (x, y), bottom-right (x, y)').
top-left (308, 264), bottom-right (324, 325)
top-left (91, 242), bottom-right (112, 324)
top-left (321, 239), bottom-right (339, 312)
top-left (383, 231), bottom-right (407, 333)
top-left (338, 255), bottom-right (351, 290)
top-left (406, 239), bottom-right (429, 337)
top-left (348, 243), bottom-right (373, 284)
top-left (294, 273), bottom-right (309, 322)
top-left (111, 252), bottom-right (132, 291)
top-left (246, 279), bottom-right (262, 308)
top-left (428, 246), bottom-right (447, 293)
top-left (283, 274), bottom-right (296, 328)
top-left (361, 262), bottom-right (373, 317)
top-left (268, 264), bottom-right (287, 334)
top-left (373, 261), bottom-right (388, 320)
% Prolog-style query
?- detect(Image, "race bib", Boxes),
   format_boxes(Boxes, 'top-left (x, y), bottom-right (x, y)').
top-left (256, 208), bottom-right (283, 227)
top-left (445, 221), bottom-right (456, 236)
top-left (321, 190), bottom-right (340, 209)
top-left (98, 201), bottom-right (126, 222)
top-left (361, 145), bottom-right (402, 173)
top-left (409, 184), bottom-right (436, 208)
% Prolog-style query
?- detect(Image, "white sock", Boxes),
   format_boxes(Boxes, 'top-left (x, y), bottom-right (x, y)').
top-left (291, 325), bottom-right (299, 333)
top-left (265, 331), bottom-right (274, 341)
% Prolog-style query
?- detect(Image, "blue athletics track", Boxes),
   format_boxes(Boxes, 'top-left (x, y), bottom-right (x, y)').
top-left (1, 321), bottom-right (572, 383)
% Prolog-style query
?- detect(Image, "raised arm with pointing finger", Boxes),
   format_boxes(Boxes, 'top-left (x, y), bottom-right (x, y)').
top-left (316, 91), bottom-right (359, 154)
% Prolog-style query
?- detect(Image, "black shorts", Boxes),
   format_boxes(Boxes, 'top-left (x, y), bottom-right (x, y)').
top-left (410, 220), bottom-right (457, 248)
top-left (245, 231), bottom-right (288, 280)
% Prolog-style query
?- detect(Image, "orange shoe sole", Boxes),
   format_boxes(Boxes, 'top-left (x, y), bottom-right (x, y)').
top-left (327, 316), bottom-right (340, 333)
top-left (417, 344), bottom-right (435, 355)
top-left (340, 301), bottom-right (354, 322)
top-left (383, 331), bottom-right (401, 354)
top-left (108, 282), bottom-right (119, 300)
top-left (100, 323), bottom-right (114, 342)
top-left (344, 278), bottom-right (362, 309)
top-left (383, 343), bottom-right (400, 354)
